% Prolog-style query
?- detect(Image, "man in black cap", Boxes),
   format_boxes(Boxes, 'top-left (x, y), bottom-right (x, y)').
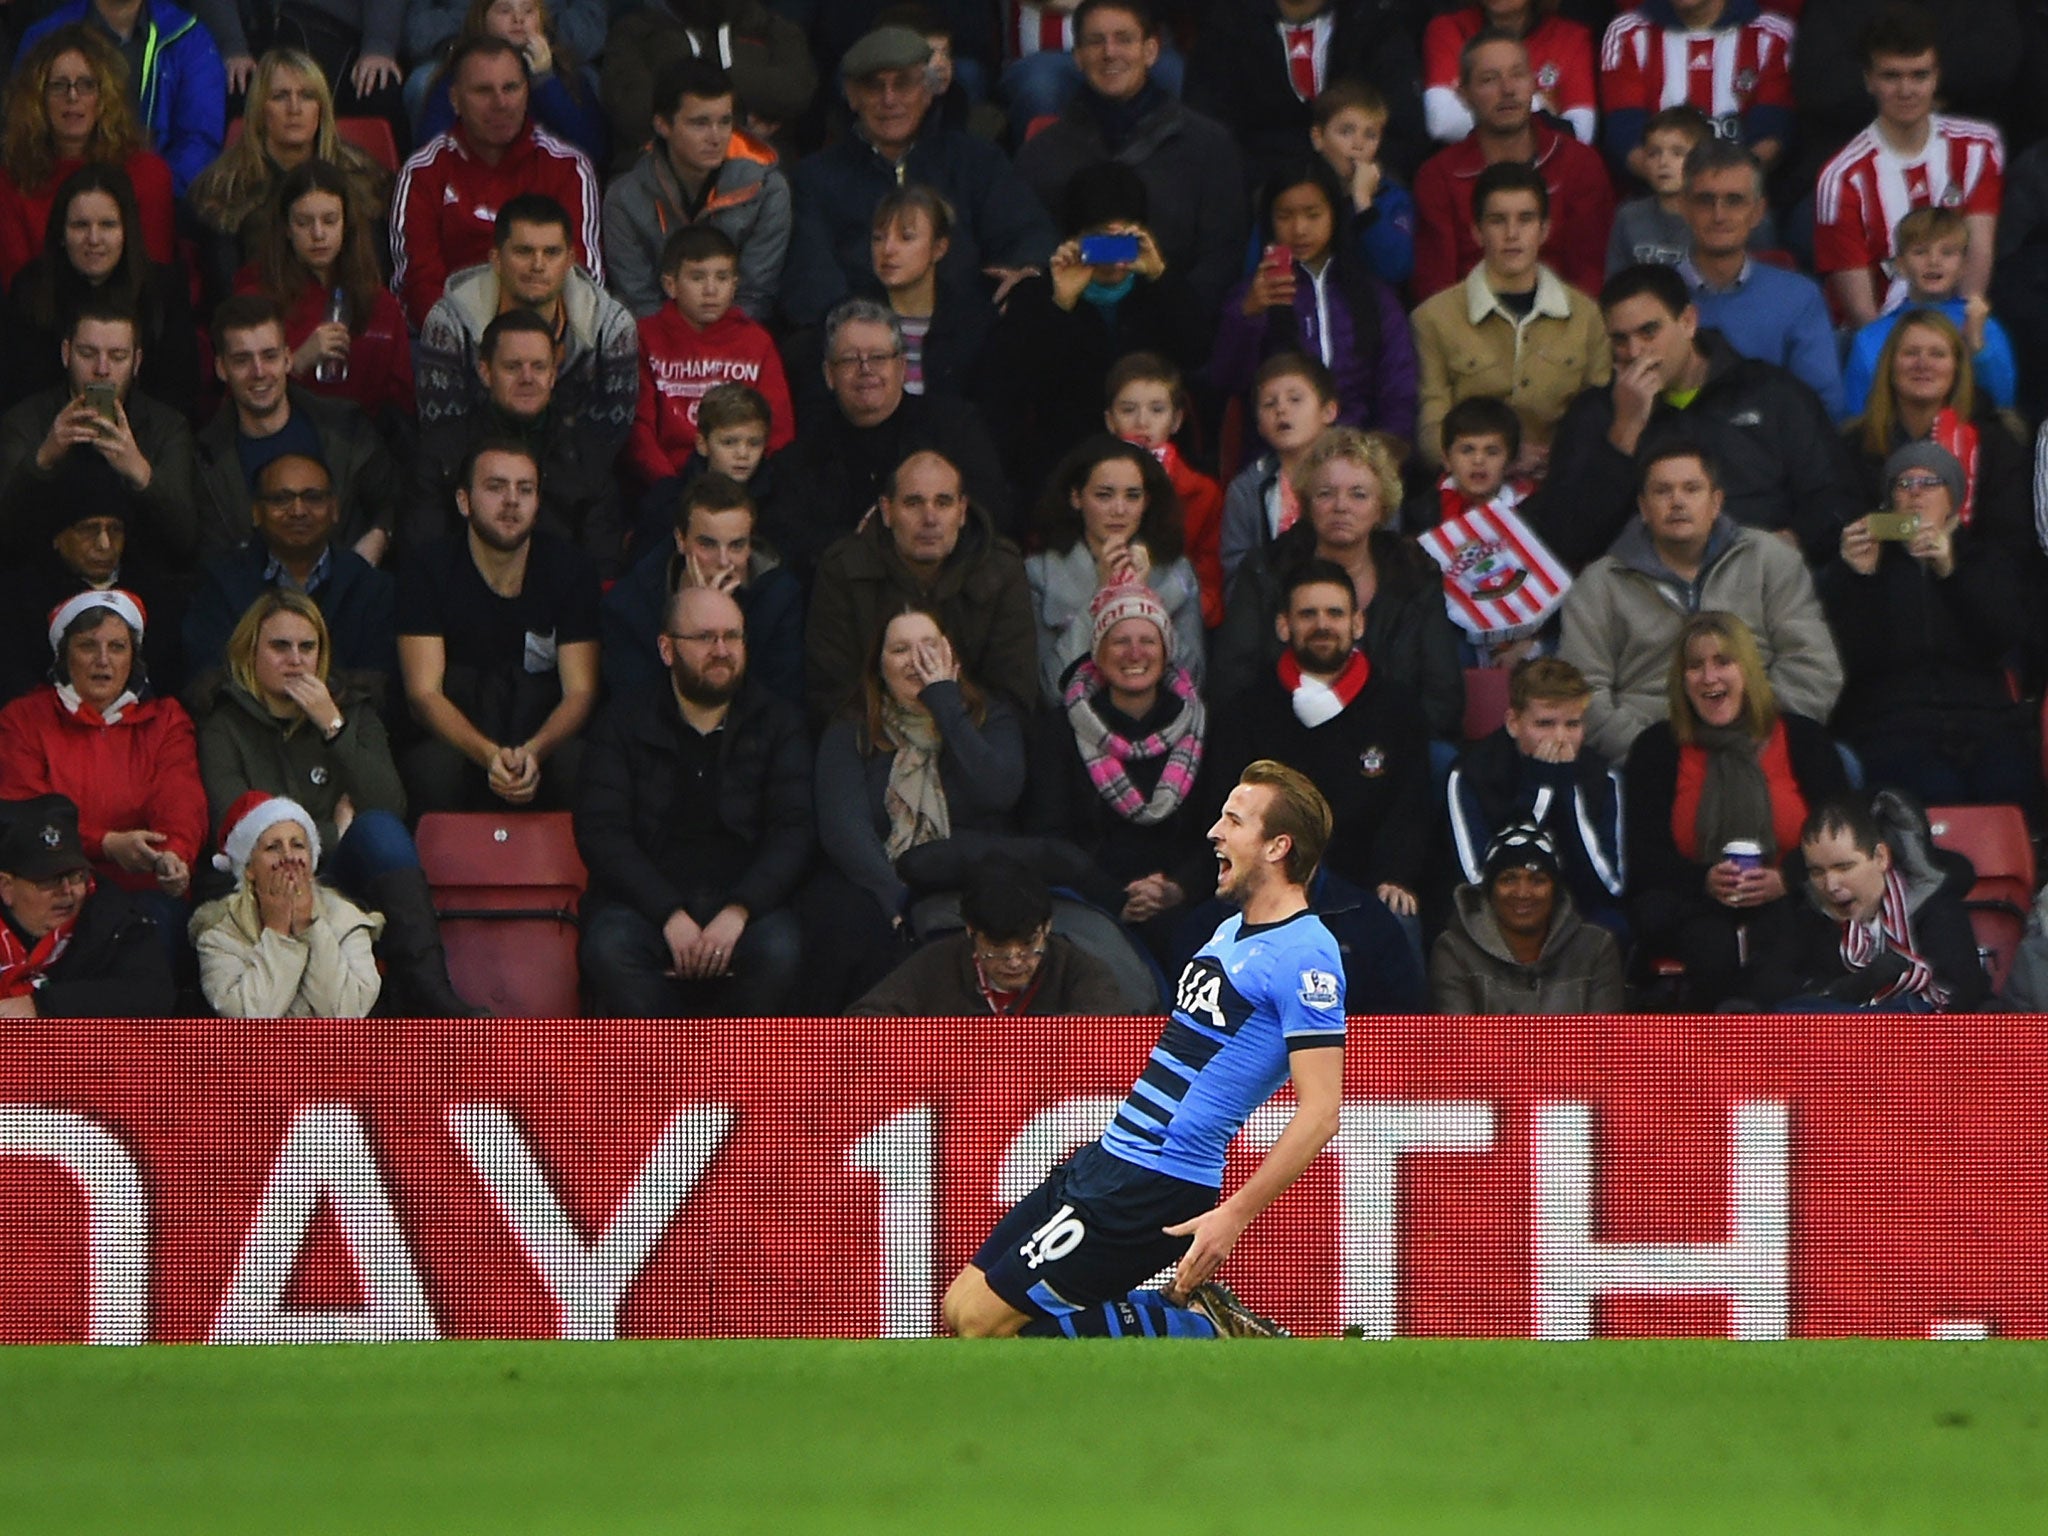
top-left (0, 794), bottom-right (174, 1017)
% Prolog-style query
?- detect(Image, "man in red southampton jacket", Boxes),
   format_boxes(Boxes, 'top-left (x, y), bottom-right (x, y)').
top-left (1413, 30), bottom-right (1614, 300)
top-left (391, 35), bottom-right (603, 330)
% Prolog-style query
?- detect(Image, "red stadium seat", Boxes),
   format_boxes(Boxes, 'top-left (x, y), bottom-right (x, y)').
top-left (415, 812), bottom-right (587, 1017)
top-left (335, 116), bottom-right (401, 175)
top-left (1927, 804), bottom-right (2037, 995)
top-left (1461, 666), bottom-right (1510, 743)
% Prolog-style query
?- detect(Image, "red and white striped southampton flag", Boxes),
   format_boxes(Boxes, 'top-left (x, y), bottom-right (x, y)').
top-left (1418, 496), bottom-right (1572, 638)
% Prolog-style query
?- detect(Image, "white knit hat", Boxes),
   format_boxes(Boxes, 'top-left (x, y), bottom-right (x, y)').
top-left (47, 588), bottom-right (146, 656)
top-left (1088, 580), bottom-right (1173, 660)
top-left (212, 791), bottom-right (321, 875)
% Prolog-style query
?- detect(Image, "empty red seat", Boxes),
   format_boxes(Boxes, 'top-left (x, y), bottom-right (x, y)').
top-left (415, 812), bottom-right (587, 1017)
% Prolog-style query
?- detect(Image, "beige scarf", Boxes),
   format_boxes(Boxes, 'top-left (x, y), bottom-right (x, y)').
top-left (882, 700), bottom-right (951, 861)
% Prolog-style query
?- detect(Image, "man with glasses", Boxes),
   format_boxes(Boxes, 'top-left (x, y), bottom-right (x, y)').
top-left (398, 439), bottom-right (599, 813)
top-left (193, 295), bottom-right (400, 566)
top-left (181, 453), bottom-right (397, 702)
top-left (0, 298), bottom-right (196, 573)
top-left (575, 584), bottom-right (809, 1018)
top-left (0, 792), bottom-right (172, 1017)
top-left (1677, 141), bottom-right (1843, 417)
top-left (773, 300), bottom-right (1010, 576)
top-left (850, 857), bottom-right (1127, 1016)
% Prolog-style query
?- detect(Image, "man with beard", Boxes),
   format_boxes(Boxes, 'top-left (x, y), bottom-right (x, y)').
top-left (397, 440), bottom-right (600, 813)
top-left (573, 584), bottom-right (810, 1017)
top-left (1207, 560), bottom-right (1432, 927)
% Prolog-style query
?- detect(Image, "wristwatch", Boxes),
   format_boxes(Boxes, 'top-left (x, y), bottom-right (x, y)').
top-left (322, 715), bottom-right (345, 741)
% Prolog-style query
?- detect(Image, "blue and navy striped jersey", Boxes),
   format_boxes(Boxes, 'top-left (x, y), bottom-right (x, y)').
top-left (1098, 908), bottom-right (1347, 1187)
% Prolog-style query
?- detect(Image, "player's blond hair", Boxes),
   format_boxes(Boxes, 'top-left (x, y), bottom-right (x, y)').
top-left (1239, 760), bottom-right (1332, 887)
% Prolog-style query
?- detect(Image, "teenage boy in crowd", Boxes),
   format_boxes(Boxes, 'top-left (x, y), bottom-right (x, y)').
top-left (603, 59), bottom-right (790, 322)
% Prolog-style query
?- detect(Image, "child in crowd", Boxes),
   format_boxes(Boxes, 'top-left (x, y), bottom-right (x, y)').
top-left (869, 184), bottom-right (993, 401)
top-left (1218, 351), bottom-right (1341, 588)
top-left (1105, 353), bottom-right (1225, 628)
top-left (627, 225), bottom-right (794, 498)
top-left (1309, 81), bottom-right (1415, 288)
top-left (628, 381), bottom-right (778, 560)
top-left (1212, 156), bottom-right (1417, 452)
top-left (1605, 106), bottom-right (1710, 272)
top-left (1840, 206), bottom-right (2018, 419)
top-left (1408, 396), bottom-right (1531, 532)
top-left (1412, 397), bottom-right (1571, 671)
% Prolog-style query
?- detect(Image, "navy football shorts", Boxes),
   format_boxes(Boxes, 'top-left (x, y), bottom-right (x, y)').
top-left (974, 1142), bottom-right (1217, 1321)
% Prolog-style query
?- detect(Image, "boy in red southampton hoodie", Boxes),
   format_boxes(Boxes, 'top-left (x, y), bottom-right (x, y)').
top-left (627, 225), bottom-right (794, 493)
top-left (1103, 352), bottom-right (1225, 627)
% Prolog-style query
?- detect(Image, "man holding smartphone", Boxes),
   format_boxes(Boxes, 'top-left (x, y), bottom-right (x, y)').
top-left (0, 298), bottom-right (197, 572)
top-left (1819, 440), bottom-right (2038, 813)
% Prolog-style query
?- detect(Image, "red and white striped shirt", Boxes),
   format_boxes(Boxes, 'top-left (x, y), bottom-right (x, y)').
top-left (1598, 8), bottom-right (1795, 138)
top-left (1006, 3), bottom-right (1073, 59)
top-left (1814, 115), bottom-right (2005, 282)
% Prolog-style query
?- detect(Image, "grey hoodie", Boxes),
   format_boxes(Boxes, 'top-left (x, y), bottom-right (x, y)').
top-left (1429, 882), bottom-right (1627, 1015)
top-left (1558, 512), bottom-right (1843, 762)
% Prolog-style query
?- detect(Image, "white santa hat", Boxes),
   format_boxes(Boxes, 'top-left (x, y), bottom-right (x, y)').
top-left (211, 791), bottom-right (320, 876)
top-left (47, 588), bottom-right (146, 656)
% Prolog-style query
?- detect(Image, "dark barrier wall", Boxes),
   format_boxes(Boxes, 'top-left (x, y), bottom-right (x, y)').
top-left (2, 1012), bottom-right (2045, 1342)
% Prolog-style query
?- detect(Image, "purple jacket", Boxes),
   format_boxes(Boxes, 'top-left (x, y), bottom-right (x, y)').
top-left (1210, 258), bottom-right (1418, 445)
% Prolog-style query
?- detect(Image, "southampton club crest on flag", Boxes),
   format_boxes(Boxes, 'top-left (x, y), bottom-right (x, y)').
top-left (1418, 494), bottom-right (1571, 641)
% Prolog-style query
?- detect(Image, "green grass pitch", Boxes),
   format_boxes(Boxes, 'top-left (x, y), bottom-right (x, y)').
top-left (3, 1340), bottom-right (2045, 1534)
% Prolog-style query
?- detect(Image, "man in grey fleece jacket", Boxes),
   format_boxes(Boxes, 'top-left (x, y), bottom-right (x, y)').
top-left (414, 193), bottom-right (638, 458)
top-left (1558, 439), bottom-right (1842, 763)
top-left (602, 57), bottom-right (791, 321)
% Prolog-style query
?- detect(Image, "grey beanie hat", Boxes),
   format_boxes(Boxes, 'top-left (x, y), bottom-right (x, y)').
top-left (1881, 439), bottom-right (1966, 511)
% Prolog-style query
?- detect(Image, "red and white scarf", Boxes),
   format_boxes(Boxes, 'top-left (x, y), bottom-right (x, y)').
top-left (0, 912), bottom-right (78, 1000)
top-left (1839, 866), bottom-right (1951, 1008)
top-left (1278, 648), bottom-right (1369, 727)
top-left (1929, 407), bottom-right (1981, 527)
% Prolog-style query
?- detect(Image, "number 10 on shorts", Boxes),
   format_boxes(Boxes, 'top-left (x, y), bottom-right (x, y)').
top-left (1021, 1204), bottom-right (1085, 1269)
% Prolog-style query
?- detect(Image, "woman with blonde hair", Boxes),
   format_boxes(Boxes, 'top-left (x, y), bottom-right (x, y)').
top-left (0, 26), bottom-right (176, 287)
top-left (1845, 307), bottom-right (2035, 564)
top-left (1212, 424), bottom-right (1463, 741)
top-left (1625, 610), bottom-right (1848, 1005)
top-left (194, 590), bottom-right (477, 1014)
top-left (187, 48), bottom-right (389, 302)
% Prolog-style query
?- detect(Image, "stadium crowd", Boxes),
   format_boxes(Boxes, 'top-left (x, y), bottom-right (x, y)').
top-left (0, 0), bottom-right (2044, 1020)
